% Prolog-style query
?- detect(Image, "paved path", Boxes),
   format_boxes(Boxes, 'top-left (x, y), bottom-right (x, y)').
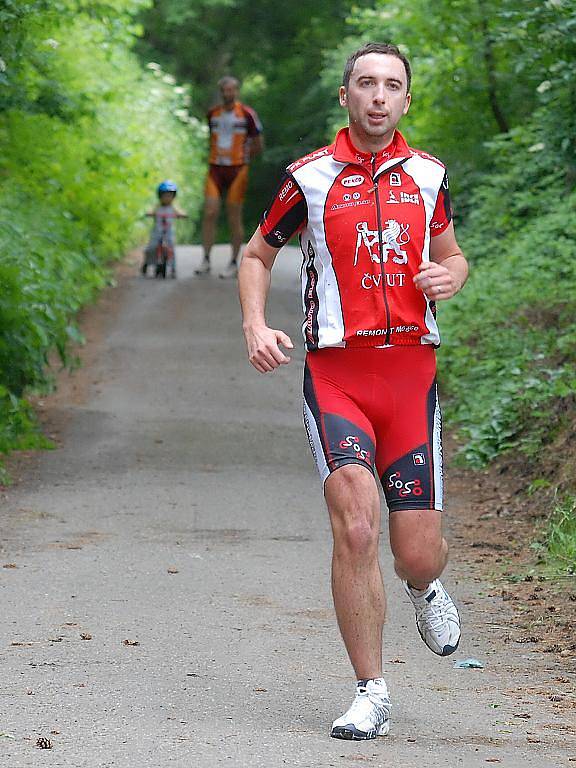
top-left (1, 245), bottom-right (574, 767)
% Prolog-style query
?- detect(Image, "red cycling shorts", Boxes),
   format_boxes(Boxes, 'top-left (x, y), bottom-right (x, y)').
top-left (204, 164), bottom-right (249, 204)
top-left (303, 345), bottom-right (443, 512)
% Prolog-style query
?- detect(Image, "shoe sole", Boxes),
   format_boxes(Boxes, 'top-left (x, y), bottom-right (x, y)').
top-left (416, 614), bottom-right (461, 656)
top-left (331, 721), bottom-right (390, 740)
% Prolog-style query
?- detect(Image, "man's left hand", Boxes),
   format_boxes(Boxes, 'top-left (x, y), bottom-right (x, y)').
top-left (413, 261), bottom-right (460, 300)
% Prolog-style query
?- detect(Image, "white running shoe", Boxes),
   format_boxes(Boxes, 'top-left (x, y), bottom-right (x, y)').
top-left (194, 259), bottom-right (211, 276)
top-left (331, 678), bottom-right (391, 740)
top-left (219, 262), bottom-right (238, 279)
top-left (404, 579), bottom-right (461, 656)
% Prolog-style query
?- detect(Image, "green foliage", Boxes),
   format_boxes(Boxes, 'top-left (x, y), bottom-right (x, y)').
top-left (439, 183), bottom-right (576, 466)
top-left (137, 0), bottom-right (374, 228)
top-left (316, 0), bottom-right (576, 473)
top-left (545, 495), bottom-right (576, 575)
top-left (319, 0), bottom-right (576, 204)
top-left (531, 494), bottom-right (576, 575)
top-left (0, 0), bottom-right (206, 473)
top-left (435, 19), bottom-right (576, 466)
top-left (0, 386), bottom-right (53, 450)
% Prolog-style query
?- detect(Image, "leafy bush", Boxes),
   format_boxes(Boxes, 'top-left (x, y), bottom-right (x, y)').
top-left (530, 494), bottom-right (576, 576)
top-left (439, 112), bottom-right (576, 466)
top-left (545, 495), bottom-right (576, 575)
top-left (0, 0), bottom-right (206, 476)
top-left (0, 386), bottom-right (53, 484)
top-left (439, 201), bottom-right (576, 466)
top-left (317, 1), bottom-right (576, 474)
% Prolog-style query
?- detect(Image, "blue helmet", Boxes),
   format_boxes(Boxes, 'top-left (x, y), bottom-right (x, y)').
top-left (157, 180), bottom-right (178, 197)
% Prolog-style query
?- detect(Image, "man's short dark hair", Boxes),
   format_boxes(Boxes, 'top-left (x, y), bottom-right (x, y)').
top-left (343, 42), bottom-right (411, 93)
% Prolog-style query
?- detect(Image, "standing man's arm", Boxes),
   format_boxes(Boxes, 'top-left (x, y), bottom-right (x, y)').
top-left (250, 133), bottom-right (264, 159)
top-left (238, 230), bottom-right (293, 373)
top-left (244, 105), bottom-right (264, 160)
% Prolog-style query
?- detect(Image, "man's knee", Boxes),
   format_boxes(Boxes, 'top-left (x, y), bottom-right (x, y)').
top-left (393, 535), bottom-right (447, 584)
top-left (336, 517), bottom-right (379, 559)
top-left (203, 199), bottom-right (220, 220)
top-left (226, 202), bottom-right (243, 224)
top-left (326, 465), bottom-right (380, 558)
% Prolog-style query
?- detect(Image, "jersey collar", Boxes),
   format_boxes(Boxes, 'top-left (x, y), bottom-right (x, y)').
top-left (333, 127), bottom-right (412, 172)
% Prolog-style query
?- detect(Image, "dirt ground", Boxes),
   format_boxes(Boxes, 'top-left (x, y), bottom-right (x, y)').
top-left (1, 245), bottom-right (574, 766)
top-left (449, 445), bottom-right (576, 688)
top-left (448, 451), bottom-right (576, 710)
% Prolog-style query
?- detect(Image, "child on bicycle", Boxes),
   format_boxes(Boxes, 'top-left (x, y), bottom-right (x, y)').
top-left (141, 180), bottom-right (187, 278)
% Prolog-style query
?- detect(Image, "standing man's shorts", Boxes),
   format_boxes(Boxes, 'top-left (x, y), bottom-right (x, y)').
top-left (205, 164), bottom-right (249, 204)
top-left (303, 345), bottom-right (443, 512)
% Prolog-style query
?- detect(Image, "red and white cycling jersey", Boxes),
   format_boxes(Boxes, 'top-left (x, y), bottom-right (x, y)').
top-left (260, 128), bottom-right (452, 349)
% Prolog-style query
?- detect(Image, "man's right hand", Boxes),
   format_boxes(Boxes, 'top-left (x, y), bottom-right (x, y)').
top-left (243, 324), bottom-right (294, 373)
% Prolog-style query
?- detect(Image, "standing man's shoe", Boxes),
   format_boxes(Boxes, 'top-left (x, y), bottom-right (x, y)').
top-left (331, 678), bottom-right (391, 740)
top-left (195, 259), bottom-right (211, 276)
top-left (219, 261), bottom-right (238, 279)
top-left (404, 579), bottom-right (461, 656)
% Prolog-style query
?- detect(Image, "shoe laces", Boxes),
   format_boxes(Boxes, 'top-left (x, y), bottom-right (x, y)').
top-left (347, 685), bottom-right (388, 724)
top-left (417, 586), bottom-right (452, 631)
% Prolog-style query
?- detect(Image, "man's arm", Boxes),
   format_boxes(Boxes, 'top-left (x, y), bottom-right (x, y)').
top-left (250, 133), bottom-right (263, 159)
top-left (244, 105), bottom-right (263, 160)
top-left (413, 223), bottom-right (469, 301)
top-left (238, 229), bottom-right (294, 373)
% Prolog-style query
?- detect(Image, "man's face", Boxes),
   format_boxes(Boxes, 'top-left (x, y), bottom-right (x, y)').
top-left (220, 82), bottom-right (238, 107)
top-left (339, 53), bottom-right (411, 145)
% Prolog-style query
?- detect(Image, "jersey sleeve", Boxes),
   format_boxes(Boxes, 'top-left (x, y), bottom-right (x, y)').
top-left (430, 170), bottom-right (453, 237)
top-left (244, 105), bottom-right (263, 137)
top-left (260, 172), bottom-right (307, 248)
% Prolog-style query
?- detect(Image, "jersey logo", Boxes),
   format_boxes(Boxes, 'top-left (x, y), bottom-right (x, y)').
top-left (388, 190), bottom-right (420, 205)
top-left (354, 220), bottom-right (410, 266)
top-left (278, 179), bottom-right (294, 201)
top-left (341, 174), bottom-right (364, 187)
top-left (390, 172), bottom-right (401, 186)
top-left (339, 435), bottom-right (371, 463)
top-left (387, 471), bottom-right (424, 497)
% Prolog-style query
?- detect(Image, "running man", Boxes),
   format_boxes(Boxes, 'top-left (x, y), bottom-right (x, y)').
top-left (238, 43), bottom-right (469, 740)
top-left (195, 76), bottom-right (263, 279)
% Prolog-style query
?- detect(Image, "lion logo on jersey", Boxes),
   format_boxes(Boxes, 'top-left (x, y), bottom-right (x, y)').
top-left (354, 219), bottom-right (410, 266)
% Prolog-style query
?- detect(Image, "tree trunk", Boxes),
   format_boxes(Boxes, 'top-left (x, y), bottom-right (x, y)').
top-left (478, 0), bottom-right (509, 134)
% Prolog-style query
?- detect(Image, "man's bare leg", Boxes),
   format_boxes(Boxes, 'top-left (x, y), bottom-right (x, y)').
top-left (325, 464), bottom-right (385, 679)
top-left (389, 508), bottom-right (460, 656)
top-left (388, 508), bottom-right (447, 588)
top-left (199, 197), bottom-right (221, 269)
top-left (226, 201), bottom-right (244, 265)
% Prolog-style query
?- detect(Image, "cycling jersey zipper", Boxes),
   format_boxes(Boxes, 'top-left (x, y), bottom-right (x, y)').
top-left (372, 154), bottom-right (391, 345)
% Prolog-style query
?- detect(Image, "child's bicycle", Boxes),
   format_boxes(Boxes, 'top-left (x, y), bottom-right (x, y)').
top-left (144, 211), bottom-right (186, 279)
top-left (154, 213), bottom-right (174, 279)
